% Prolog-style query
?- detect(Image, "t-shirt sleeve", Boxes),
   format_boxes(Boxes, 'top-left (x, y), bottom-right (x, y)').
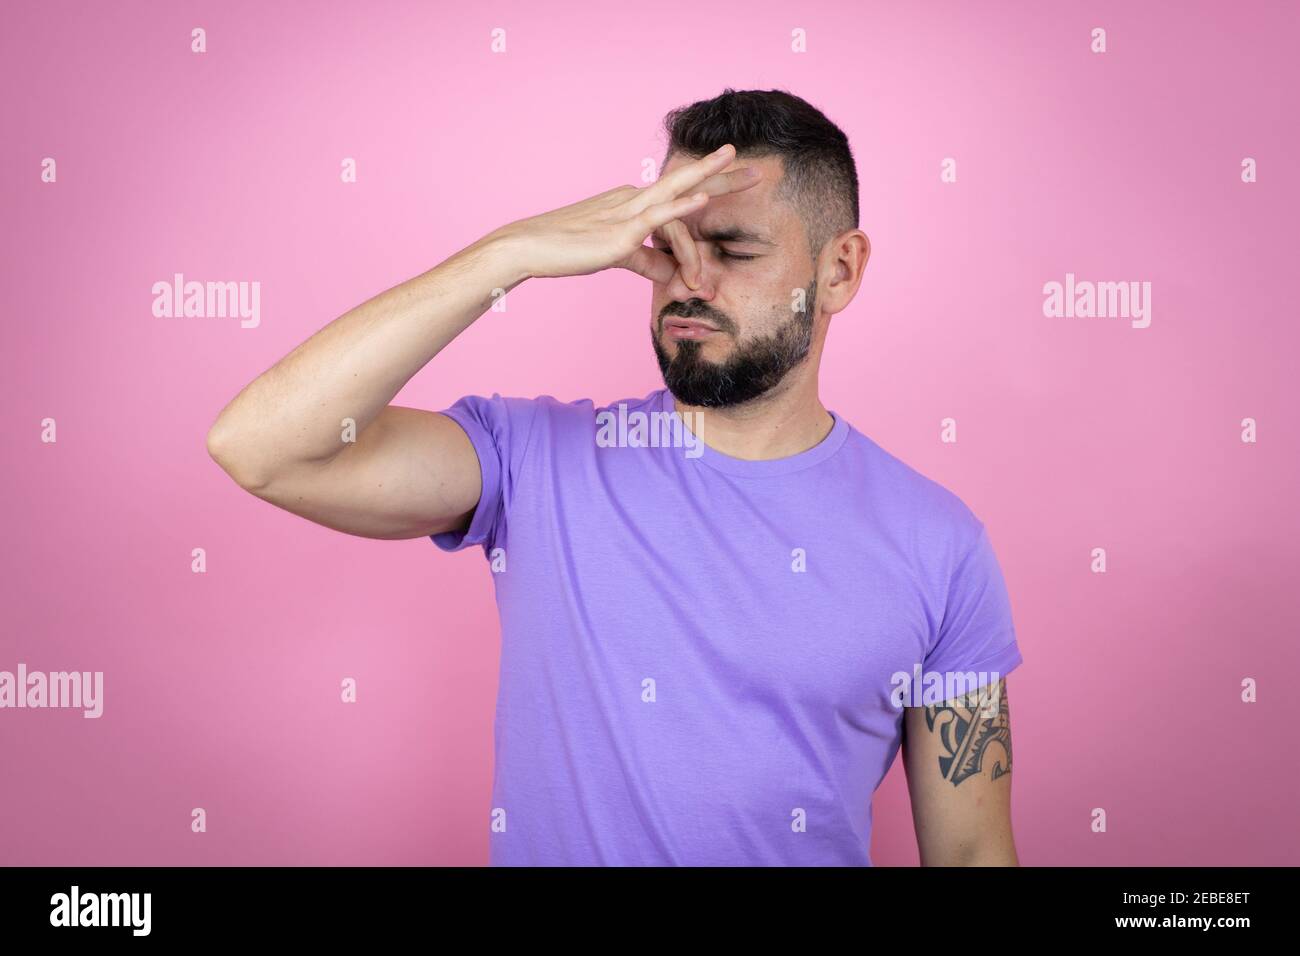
top-left (922, 522), bottom-right (1023, 691)
top-left (429, 393), bottom-right (538, 556)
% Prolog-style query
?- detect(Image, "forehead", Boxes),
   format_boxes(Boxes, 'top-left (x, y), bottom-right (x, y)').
top-left (661, 152), bottom-right (794, 240)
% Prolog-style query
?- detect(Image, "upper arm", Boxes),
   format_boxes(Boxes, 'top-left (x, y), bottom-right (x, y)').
top-left (899, 517), bottom-right (1022, 865)
top-left (240, 404), bottom-right (484, 540)
top-left (901, 677), bottom-right (1017, 866)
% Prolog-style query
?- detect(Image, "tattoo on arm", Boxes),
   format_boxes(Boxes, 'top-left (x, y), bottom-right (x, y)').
top-left (922, 681), bottom-right (1012, 787)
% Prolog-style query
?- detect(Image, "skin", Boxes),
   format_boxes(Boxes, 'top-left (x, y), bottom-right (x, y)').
top-left (903, 678), bottom-right (1017, 865)
top-left (206, 143), bottom-right (1017, 865)
top-left (644, 149), bottom-right (860, 457)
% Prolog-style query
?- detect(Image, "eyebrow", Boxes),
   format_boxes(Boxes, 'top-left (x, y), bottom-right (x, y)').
top-left (696, 226), bottom-right (776, 247)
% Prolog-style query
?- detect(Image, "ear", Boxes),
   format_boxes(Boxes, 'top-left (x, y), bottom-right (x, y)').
top-left (818, 229), bottom-right (871, 316)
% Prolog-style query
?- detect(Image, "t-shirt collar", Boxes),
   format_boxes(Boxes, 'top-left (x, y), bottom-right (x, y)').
top-left (659, 387), bottom-right (850, 477)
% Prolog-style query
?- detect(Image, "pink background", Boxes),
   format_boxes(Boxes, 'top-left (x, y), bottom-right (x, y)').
top-left (3, 0), bottom-right (1297, 865)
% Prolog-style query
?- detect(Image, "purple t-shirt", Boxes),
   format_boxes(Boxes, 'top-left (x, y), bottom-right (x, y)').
top-left (432, 387), bottom-right (1022, 865)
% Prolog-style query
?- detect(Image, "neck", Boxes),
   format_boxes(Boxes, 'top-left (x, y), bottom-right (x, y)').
top-left (673, 374), bottom-right (833, 461)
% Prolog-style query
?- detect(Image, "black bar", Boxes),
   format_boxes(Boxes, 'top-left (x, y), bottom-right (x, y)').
top-left (0, 866), bottom-right (1285, 942)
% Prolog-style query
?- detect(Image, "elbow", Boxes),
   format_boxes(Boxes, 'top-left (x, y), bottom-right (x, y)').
top-left (206, 418), bottom-right (271, 493)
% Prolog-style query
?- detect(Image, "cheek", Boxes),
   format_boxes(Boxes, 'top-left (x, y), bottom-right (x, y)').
top-left (767, 267), bottom-right (805, 304)
top-left (726, 279), bottom-right (790, 327)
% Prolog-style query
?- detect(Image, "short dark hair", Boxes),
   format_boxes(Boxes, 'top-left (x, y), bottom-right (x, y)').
top-left (661, 88), bottom-right (859, 259)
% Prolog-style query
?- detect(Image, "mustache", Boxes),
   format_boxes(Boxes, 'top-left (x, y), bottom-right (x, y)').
top-left (659, 300), bottom-right (732, 333)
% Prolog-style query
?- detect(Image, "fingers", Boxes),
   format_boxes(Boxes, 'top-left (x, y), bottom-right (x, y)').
top-left (615, 191), bottom-right (709, 282)
top-left (692, 165), bottom-right (762, 199)
top-left (636, 190), bottom-right (709, 236)
top-left (657, 218), bottom-right (702, 290)
top-left (636, 143), bottom-right (738, 210)
top-left (619, 245), bottom-right (679, 285)
top-left (623, 161), bottom-right (760, 290)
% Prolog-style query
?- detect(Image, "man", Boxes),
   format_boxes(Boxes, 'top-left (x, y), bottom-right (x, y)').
top-left (207, 88), bottom-right (1023, 866)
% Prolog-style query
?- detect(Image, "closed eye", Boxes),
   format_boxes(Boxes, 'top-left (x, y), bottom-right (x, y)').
top-left (652, 244), bottom-right (757, 262)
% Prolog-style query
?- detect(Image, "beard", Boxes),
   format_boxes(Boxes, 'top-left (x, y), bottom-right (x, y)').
top-left (653, 278), bottom-right (817, 408)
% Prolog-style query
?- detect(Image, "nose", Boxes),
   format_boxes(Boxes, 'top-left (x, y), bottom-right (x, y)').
top-left (665, 260), bottom-right (718, 303)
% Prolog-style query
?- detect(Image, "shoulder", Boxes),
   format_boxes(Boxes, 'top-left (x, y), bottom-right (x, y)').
top-left (840, 424), bottom-right (986, 564)
top-left (441, 391), bottom-right (594, 429)
top-left (440, 390), bottom-right (667, 448)
top-left (532, 389), bottom-right (667, 429)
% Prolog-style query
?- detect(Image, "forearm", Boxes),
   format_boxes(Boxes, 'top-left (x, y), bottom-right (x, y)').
top-left (206, 229), bottom-right (528, 488)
